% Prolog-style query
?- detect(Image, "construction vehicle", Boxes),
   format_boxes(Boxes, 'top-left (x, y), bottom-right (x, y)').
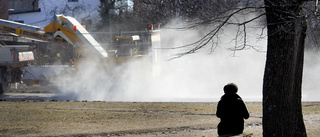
top-left (0, 14), bottom-right (161, 94)
top-left (0, 21), bottom-right (40, 94)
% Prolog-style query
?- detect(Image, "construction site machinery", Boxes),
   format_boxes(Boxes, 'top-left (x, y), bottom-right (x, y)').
top-left (0, 36), bottom-right (37, 93)
top-left (43, 14), bottom-right (108, 58)
top-left (0, 15), bottom-right (161, 94)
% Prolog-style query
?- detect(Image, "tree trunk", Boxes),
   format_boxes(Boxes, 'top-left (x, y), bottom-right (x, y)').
top-left (263, 0), bottom-right (307, 136)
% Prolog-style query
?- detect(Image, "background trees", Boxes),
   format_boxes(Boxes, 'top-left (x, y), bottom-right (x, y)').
top-left (96, 0), bottom-right (137, 31)
top-left (97, 0), bottom-right (257, 31)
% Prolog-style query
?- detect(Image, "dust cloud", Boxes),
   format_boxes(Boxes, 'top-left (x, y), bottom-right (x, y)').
top-left (302, 52), bottom-right (320, 101)
top-left (54, 20), bottom-right (318, 102)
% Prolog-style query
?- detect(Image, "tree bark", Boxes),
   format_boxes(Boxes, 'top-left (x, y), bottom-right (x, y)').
top-left (263, 0), bottom-right (307, 136)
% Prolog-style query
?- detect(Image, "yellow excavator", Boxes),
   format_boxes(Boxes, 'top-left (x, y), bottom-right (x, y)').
top-left (0, 14), bottom-right (161, 93)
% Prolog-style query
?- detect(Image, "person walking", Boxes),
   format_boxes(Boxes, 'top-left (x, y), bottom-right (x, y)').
top-left (216, 83), bottom-right (250, 136)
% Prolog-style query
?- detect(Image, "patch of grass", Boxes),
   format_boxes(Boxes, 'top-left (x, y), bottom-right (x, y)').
top-left (0, 101), bottom-right (318, 136)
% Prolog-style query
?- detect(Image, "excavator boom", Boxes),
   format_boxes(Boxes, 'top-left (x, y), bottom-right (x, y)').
top-left (1, 15), bottom-right (108, 58)
top-left (44, 15), bottom-right (108, 58)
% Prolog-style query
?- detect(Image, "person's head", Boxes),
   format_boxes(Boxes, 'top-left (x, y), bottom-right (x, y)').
top-left (223, 83), bottom-right (238, 94)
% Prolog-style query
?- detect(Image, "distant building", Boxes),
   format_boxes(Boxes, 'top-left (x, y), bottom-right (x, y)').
top-left (8, 0), bottom-right (41, 15)
top-left (8, 0), bottom-right (100, 29)
top-left (0, 0), bottom-right (9, 19)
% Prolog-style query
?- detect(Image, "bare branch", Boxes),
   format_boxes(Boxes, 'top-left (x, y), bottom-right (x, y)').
top-left (169, 7), bottom-right (265, 59)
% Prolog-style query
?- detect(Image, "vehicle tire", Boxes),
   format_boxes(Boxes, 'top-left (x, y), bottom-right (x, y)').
top-left (0, 83), bottom-right (3, 94)
top-left (0, 81), bottom-right (9, 94)
top-left (0, 68), bottom-right (9, 94)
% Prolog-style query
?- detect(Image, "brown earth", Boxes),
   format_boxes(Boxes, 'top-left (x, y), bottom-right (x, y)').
top-left (0, 100), bottom-right (319, 137)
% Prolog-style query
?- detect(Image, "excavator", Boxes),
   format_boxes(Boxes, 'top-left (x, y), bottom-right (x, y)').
top-left (0, 14), bottom-right (161, 94)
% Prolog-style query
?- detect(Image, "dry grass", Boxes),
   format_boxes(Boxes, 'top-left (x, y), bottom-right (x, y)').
top-left (0, 101), bottom-right (319, 137)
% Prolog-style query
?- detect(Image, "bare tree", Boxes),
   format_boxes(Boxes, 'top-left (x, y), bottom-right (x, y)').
top-left (262, 0), bottom-right (309, 136)
top-left (40, 0), bottom-right (99, 30)
top-left (132, 0), bottom-right (248, 29)
top-left (96, 0), bottom-right (141, 32)
top-left (304, 1), bottom-right (320, 51)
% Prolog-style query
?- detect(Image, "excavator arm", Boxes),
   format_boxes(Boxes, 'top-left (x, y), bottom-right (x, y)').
top-left (44, 15), bottom-right (108, 58)
top-left (0, 14), bottom-right (108, 58)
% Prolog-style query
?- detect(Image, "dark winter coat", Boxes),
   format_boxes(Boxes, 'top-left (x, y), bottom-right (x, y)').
top-left (216, 93), bottom-right (250, 136)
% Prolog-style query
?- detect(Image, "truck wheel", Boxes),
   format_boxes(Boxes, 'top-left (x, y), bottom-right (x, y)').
top-left (0, 81), bottom-right (9, 94)
top-left (0, 83), bottom-right (3, 94)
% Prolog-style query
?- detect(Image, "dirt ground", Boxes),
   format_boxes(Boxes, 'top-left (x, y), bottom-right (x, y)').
top-left (0, 99), bottom-right (319, 137)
